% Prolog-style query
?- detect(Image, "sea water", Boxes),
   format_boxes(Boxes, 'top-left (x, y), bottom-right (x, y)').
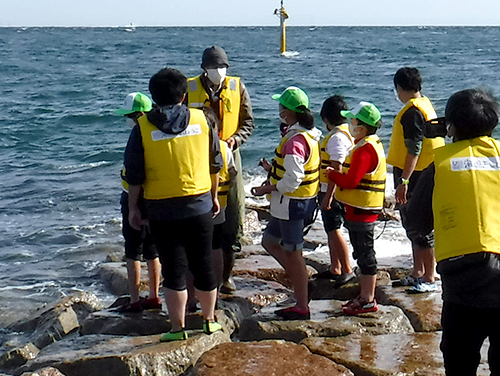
top-left (2, 26), bottom-right (500, 333)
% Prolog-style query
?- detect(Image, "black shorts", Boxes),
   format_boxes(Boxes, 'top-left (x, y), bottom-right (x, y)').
top-left (121, 192), bottom-right (158, 261)
top-left (318, 192), bottom-right (345, 232)
top-left (150, 211), bottom-right (217, 292)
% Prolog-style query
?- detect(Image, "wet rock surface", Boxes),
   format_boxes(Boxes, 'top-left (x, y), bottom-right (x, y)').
top-left (308, 271), bottom-right (391, 301)
top-left (303, 332), bottom-right (491, 376)
top-left (20, 367), bottom-right (67, 376)
top-left (19, 331), bottom-right (230, 376)
top-left (376, 284), bottom-right (443, 332)
top-left (225, 275), bottom-right (292, 308)
top-left (239, 300), bottom-right (414, 343)
top-left (187, 340), bottom-right (354, 376)
top-left (232, 254), bottom-right (317, 288)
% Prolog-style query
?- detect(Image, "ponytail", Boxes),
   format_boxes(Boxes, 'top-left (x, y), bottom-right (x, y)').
top-left (295, 106), bottom-right (315, 129)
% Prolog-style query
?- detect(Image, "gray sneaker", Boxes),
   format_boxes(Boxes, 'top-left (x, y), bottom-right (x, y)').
top-left (333, 272), bottom-right (356, 288)
top-left (392, 275), bottom-right (422, 287)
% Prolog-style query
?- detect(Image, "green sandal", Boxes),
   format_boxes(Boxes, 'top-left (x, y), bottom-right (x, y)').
top-left (203, 320), bottom-right (222, 334)
top-left (160, 330), bottom-right (188, 342)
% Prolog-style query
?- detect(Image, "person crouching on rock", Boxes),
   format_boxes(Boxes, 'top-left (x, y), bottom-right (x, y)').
top-left (251, 86), bottom-right (321, 320)
top-left (326, 102), bottom-right (386, 315)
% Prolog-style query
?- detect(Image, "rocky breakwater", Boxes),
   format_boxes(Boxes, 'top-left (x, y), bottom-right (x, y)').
top-left (0, 209), bottom-right (492, 375)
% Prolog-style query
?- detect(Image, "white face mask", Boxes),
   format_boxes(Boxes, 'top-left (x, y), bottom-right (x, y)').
top-left (126, 118), bottom-right (136, 128)
top-left (205, 68), bottom-right (227, 86)
top-left (348, 122), bottom-right (363, 138)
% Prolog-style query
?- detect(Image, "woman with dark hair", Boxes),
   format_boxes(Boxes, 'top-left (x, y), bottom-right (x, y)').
top-left (251, 86), bottom-right (321, 320)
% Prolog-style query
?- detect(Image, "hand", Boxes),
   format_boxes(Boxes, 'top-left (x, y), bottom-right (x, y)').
top-left (212, 197), bottom-right (221, 218)
top-left (321, 194), bottom-right (332, 211)
top-left (259, 158), bottom-right (272, 172)
top-left (226, 137), bottom-right (236, 150)
top-left (128, 206), bottom-right (142, 231)
top-left (251, 183), bottom-right (275, 196)
top-left (395, 184), bottom-right (408, 205)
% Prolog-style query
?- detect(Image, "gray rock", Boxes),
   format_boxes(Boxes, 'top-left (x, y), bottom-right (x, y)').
top-left (303, 332), bottom-right (491, 376)
top-left (98, 263), bottom-right (132, 297)
top-left (9, 292), bottom-right (103, 333)
top-left (309, 271), bottom-right (390, 301)
top-left (21, 367), bottom-right (67, 376)
top-left (80, 309), bottom-right (234, 338)
top-left (187, 340), bottom-right (354, 376)
top-left (232, 254), bottom-right (317, 289)
top-left (376, 284), bottom-right (442, 332)
top-left (223, 275), bottom-right (293, 308)
top-left (19, 332), bottom-right (230, 376)
top-left (6, 292), bottom-right (104, 351)
top-left (0, 343), bottom-right (39, 370)
top-left (239, 300), bottom-right (414, 343)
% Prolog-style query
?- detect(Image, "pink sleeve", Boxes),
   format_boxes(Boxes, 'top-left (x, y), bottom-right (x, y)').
top-left (281, 134), bottom-right (310, 161)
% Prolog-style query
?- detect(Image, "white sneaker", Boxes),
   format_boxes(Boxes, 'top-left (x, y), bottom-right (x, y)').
top-left (407, 281), bottom-right (438, 294)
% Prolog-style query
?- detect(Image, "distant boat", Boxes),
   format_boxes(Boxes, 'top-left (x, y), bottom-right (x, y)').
top-left (125, 23), bottom-right (136, 32)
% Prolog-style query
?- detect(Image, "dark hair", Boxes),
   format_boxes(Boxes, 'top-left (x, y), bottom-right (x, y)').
top-left (320, 95), bottom-right (348, 126)
top-left (394, 67), bottom-right (422, 92)
top-left (445, 88), bottom-right (499, 140)
top-left (295, 106), bottom-right (315, 129)
top-left (149, 68), bottom-right (187, 106)
top-left (357, 119), bottom-right (379, 135)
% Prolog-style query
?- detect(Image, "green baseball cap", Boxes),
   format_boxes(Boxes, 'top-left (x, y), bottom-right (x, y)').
top-left (340, 101), bottom-right (382, 128)
top-left (272, 86), bottom-right (309, 113)
top-left (115, 92), bottom-right (153, 115)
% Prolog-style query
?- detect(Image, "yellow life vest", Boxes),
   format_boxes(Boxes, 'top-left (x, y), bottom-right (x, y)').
top-left (218, 140), bottom-right (231, 208)
top-left (387, 96), bottom-right (445, 171)
top-left (269, 128), bottom-right (320, 198)
top-left (138, 108), bottom-right (212, 200)
top-left (433, 136), bottom-right (500, 262)
top-left (334, 135), bottom-right (387, 210)
top-left (187, 75), bottom-right (241, 141)
top-left (121, 166), bottom-right (129, 192)
top-left (320, 123), bottom-right (353, 186)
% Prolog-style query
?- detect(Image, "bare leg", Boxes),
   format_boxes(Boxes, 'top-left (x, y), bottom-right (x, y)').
top-left (146, 258), bottom-right (161, 299)
top-left (420, 247), bottom-right (436, 283)
top-left (328, 229), bottom-right (352, 275)
top-left (263, 238), bottom-right (308, 311)
top-left (359, 274), bottom-right (377, 302)
top-left (126, 259), bottom-right (141, 303)
top-left (283, 250), bottom-right (309, 311)
top-left (164, 287), bottom-right (188, 332)
top-left (411, 245), bottom-right (425, 279)
top-left (196, 288), bottom-right (218, 322)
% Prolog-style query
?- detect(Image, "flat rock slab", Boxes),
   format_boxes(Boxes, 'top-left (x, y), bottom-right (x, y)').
top-left (225, 275), bottom-right (292, 308)
top-left (376, 284), bottom-right (442, 332)
top-left (232, 254), bottom-right (317, 288)
top-left (80, 309), bottom-right (234, 337)
top-left (309, 271), bottom-right (390, 301)
top-left (238, 300), bottom-right (413, 343)
top-left (187, 340), bottom-right (353, 376)
top-left (99, 262), bottom-right (151, 297)
top-left (303, 332), bottom-right (491, 376)
top-left (21, 367), bottom-right (66, 376)
top-left (19, 331), bottom-right (230, 376)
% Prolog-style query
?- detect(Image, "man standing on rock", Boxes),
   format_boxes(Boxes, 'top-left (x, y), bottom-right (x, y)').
top-left (433, 89), bottom-right (500, 375)
top-left (388, 67), bottom-right (444, 293)
top-left (125, 68), bottom-right (223, 341)
top-left (186, 46), bottom-right (255, 294)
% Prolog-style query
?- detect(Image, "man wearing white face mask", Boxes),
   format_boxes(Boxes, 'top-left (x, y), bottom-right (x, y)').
top-left (187, 46), bottom-right (255, 294)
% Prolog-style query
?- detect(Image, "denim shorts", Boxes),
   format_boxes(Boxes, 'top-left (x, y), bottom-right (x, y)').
top-left (263, 217), bottom-right (306, 252)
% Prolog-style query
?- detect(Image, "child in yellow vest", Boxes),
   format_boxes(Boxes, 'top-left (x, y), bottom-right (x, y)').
top-left (327, 102), bottom-right (386, 315)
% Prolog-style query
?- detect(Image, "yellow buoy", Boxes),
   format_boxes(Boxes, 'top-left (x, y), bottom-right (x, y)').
top-left (274, 0), bottom-right (289, 54)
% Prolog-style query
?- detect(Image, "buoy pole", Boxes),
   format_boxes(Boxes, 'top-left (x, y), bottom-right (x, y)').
top-left (274, 0), bottom-right (289, 54)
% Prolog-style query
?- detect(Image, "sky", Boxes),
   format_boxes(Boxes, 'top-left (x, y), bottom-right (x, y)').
top-left (2, 0), bottom-right (500, 27)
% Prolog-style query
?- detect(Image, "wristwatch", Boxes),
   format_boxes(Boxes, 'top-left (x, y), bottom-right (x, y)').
top-left (399, 177), bottom-right (410, 185)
